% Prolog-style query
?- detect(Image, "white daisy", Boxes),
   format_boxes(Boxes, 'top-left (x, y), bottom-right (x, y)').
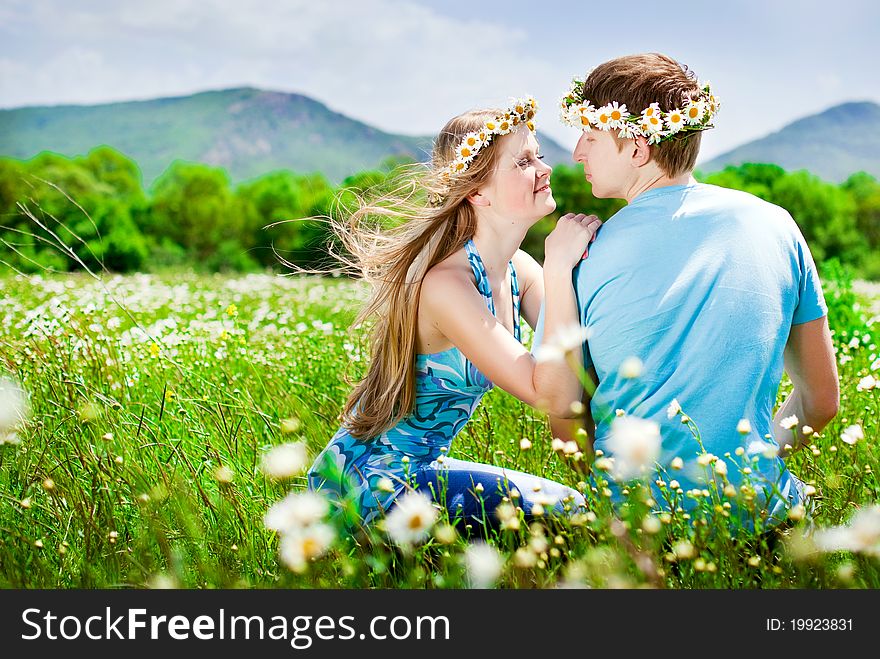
top-left (857, 375), bottom-right (877, 391)
top-left (618, 356), bottom-right (644, 379)
top-left (780, 415), bottom-right (799, 430)
top-left (641, 102), bottom-right (661, 119)
top-left (260, 442), bottom-right (309, 480)
top-left (606, 416), bottom-right (661, 481)
top-left (747, 440), bottom-right (779, 459)
top-left (456, 141), bottom-right (478, 162)
top-left (683, 100), bottom-right (707, 125)
top-left (814, 505), bottom-right (880, 556)
top-left (264, 491), bottom-right (330, 532)
top-left (464, 542), bottom-right (504, 588)
top-left (0, 376), bottom-right (29, 443)
top-left (496, 118), bottom-right (514, 135)
top-left (647, 130), bottom-right (667, 145)
top-left (666, 399), bottom-right (682, 419)
top-left (841, 424), bottom-right (864, 445)
top-left (737, 419), bottom-right (752, 435)
top-left (534, 322), bottom-right (591, 364)
top-left (449, 158), bottom-right (469, 175)
top-left (593, 104), bottom-right (616, 131)
top-left (618, 123), bottom-right (638, 139)
top-left (606, 101), bottom-right (628, 129)
top-left (278, 522), bottom-right (336, 573)
top-left (384, 491), bottom-right (438, 547)
top-left (665, 109), bottom-right (685, 133)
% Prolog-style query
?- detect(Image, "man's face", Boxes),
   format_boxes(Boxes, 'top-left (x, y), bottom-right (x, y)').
top-left (572, 129), bottom-right (633, 199)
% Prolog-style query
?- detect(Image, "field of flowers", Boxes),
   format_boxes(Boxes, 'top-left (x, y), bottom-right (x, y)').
top-left (0, 267), bottom-right (878, 589)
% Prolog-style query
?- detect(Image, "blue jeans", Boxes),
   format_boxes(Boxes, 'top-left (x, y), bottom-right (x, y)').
top-left (411, 456), bottom-right (587, 534)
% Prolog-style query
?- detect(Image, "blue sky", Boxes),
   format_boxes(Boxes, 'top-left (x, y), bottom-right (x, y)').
top-left (1, 0), bottom-right (878, 163)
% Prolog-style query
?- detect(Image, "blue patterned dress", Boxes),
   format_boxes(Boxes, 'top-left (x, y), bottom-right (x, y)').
top-left (308, 238), bottom-right (585, 527)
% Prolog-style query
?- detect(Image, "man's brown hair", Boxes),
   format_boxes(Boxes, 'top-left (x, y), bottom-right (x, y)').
top-left (583, 53), bottom-right (704, 177)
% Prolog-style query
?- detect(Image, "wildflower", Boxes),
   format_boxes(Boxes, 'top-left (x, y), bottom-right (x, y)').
top-left (747, 440), bottom-right (778, 459)
top-left (840, 425), bottom-right (864, 445)
top-left (384, 491), bottom-right (438, 547)
top-left (0, 376), bottom-right (29, 445)
top-left (666, 399), bottom-right (682, 419)
top-left (788, 504), bottom-right (806, 522)
top-left (668, 480), bottom-right (681, 490)
top-left (856, 375), bottom-right (877, 391)
top-left (619, 356), bottom-right (644, 379)
top-left (672, 541), bottom-right (695, 560)
top-left (606, 416), bottom-right (661, 481)
top-left (696, 452), bottom-right (714, 467)
top-left (433, 523), bottom-right (457, 544)
top-left (519, 438), bottom-right (532, 451)
top-left (464, 542), bottom-right (504, 588)
top-left (736, 419), bottom-right (751, 435)
top-left (279, 522), bottom-right (335, 573)
top-left (225, 304), bottom-right (238, 317)
top-left (670, 457), bottom-right (684, 470)
top-left (260, 442), bottom-right (309, 479)
top-left (813, 505), bottom-right (880, 555)
top-left (551, 438), bottom-right (565, 451)
top-left (569, 401), bottom-right (585, 415)
top-left (642, 516), bottom-right (662, 534)
top-left (42, 478), bottom-right (55, 492)
top-left (213, 465), bottom-right (234, 484)
top-left (280, 417), bottom-right (302, 434)
top-left (513, 547), bottom-right (537, 568)
top-left (264, 491), bottom-right (330, 532)
top-left (723, 484), bottom-right (736, 498)
top-left (496, 502), bottom-right (520, 531)
top-left (377, 477), bottom-right (395, 493)
top-left (747, 556), bottom-right (761, 567)
top-left (563, 441), bottom-right (579, 455)
top-left (780, 415), bottom-right (798, 430)
top-left (801, 425), bottom-right (814, 435)
top-left (714, 460), bottom-right (728, 477)
top-left (534, 323), bottom-right (590, 363)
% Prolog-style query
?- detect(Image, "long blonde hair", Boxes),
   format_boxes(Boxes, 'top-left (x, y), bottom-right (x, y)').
top-left (332, 109), bottom-right (507, 439)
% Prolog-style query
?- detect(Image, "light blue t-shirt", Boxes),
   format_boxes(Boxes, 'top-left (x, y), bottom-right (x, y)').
top-left (534, 182), bottom-right (827, 529)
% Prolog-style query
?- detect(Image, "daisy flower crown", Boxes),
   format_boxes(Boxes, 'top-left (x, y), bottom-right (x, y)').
top-left (442, 96), bottom-right (538, 179)
top-left (558, 75), bottom-right (720, 144)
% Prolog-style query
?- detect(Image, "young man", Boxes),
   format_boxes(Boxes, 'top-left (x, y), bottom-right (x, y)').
top-left (533, 53), bottom-right (839, 531)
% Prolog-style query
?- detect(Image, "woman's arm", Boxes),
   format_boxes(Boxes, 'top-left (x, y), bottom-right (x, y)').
top-left (420, 217), bottom-right (597, 410)
top-left (533, 214), bottom-right (602, 417)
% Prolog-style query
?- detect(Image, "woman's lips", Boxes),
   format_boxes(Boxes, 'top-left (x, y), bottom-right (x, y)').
top-left (534, 183), bottom-right (551, 193)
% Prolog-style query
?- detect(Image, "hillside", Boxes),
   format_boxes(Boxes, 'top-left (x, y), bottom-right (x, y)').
top-left (701, 101), bottom-right (880, 182)
top-left (0, 88), bottom-right (570, 185)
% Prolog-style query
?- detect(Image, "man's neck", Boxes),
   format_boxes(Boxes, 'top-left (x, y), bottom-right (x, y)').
top-left (624, 171), bottom-right (697, 204)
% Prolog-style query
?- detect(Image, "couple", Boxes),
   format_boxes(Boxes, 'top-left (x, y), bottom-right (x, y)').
top-left (308, 53), bottom-right (839, 536)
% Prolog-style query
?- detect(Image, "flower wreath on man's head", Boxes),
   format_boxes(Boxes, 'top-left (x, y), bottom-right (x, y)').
top-left (558, 73), bottom-right (720, 144)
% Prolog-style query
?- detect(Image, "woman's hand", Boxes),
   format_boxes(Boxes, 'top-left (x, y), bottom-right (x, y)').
top-left (544, 213), bottom-right (602, 273)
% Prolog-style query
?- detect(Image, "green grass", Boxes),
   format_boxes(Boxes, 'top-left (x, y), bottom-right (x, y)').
top-left (0, 268), bottom-right (878, 588)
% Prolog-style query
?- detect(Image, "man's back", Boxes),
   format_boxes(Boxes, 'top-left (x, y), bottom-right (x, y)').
top-left (574, 182), bottom-right (826, 527)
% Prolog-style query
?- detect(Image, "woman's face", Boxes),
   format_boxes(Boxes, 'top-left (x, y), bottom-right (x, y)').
top-left (478, 124), bottom-right (555, 222)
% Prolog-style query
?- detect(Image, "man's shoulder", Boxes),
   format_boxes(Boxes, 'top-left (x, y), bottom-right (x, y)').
top-left (693, 183), bottom-right (789, 216)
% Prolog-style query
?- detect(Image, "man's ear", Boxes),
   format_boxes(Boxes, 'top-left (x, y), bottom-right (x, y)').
top-left (630, 135), bottom-right (652, 168)
top-left (467, 189), bottom-right (491, 207)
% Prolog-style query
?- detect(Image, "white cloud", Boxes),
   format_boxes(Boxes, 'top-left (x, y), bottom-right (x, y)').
top-left (0, 0), bottom-right (571, 146)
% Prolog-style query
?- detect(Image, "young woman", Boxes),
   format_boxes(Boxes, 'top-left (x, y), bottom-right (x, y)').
top-left (308, 97), bottom-right (600, 532)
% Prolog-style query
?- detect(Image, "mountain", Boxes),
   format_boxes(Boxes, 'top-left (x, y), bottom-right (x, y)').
top-left (701, 101), bottom-right (880, 182)
top-left (0, 87), bottom-right (571, 185)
